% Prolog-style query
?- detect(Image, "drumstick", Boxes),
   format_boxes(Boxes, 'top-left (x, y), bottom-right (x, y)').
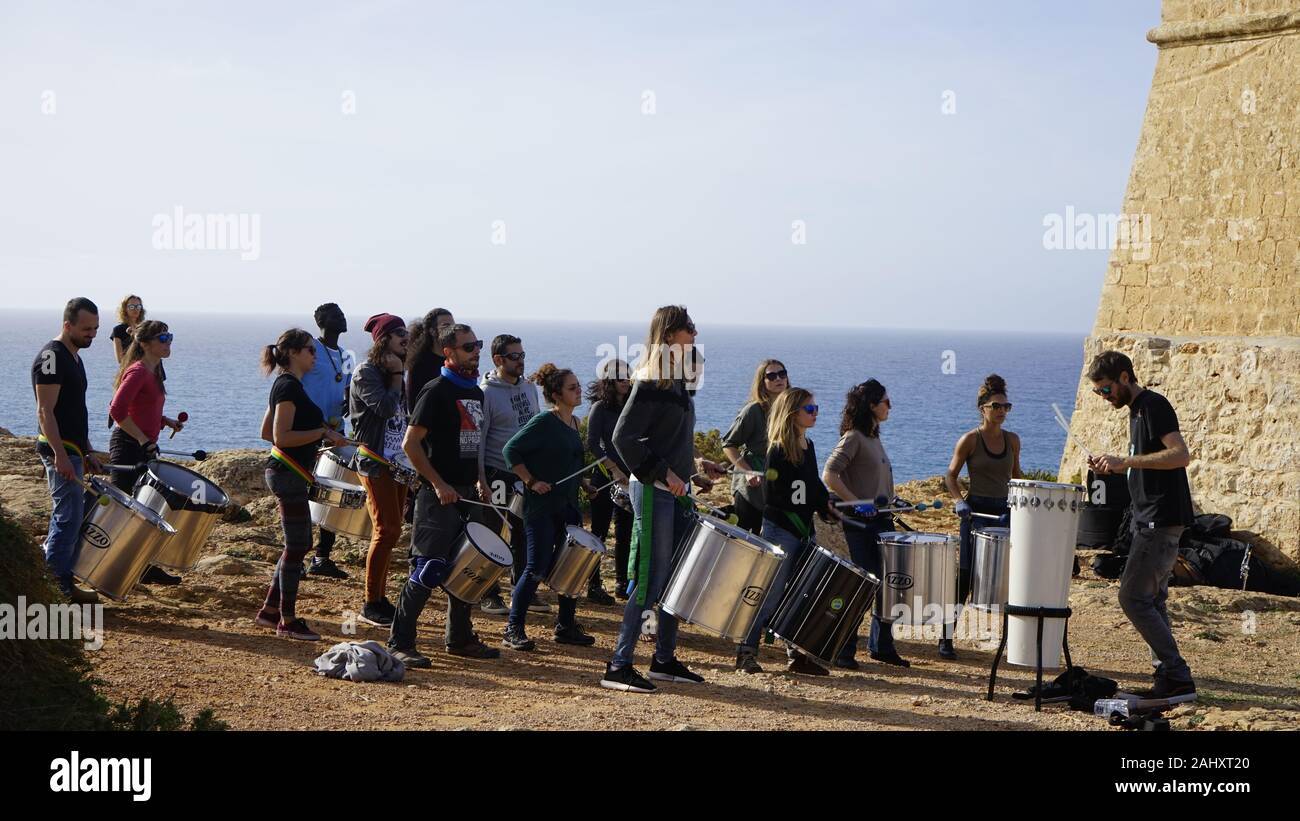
top-left (77, 476), bottom-right (113, 507)
top-left (158, 448), bottom-right (208, 461)
top-left (553, 457), bottom-right (609, 486)
top-left (833, 495), bottom-right (892, 509)
top-left (457, 498), bottom-right (512, 514)
top-left (1052, 403), bottom-right (1094, 459)
top-left (971, 511), bottom-right (1004, 521)
top-left (169, 411), bottom-right (188, 439)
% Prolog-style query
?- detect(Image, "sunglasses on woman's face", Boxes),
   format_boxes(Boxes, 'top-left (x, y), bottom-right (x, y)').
top-left (802, 404), bottom-right (819, 414)
top-left (155, 333), bottom-right (174, 343)
top-left (459, 340), bottom-right (484, 353)
top-left (764, 369), bottom-right (788, 381)
top-left (985, 402), bottom-right (1012, 411)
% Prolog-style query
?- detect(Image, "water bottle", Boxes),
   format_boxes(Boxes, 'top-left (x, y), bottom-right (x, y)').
top-left (1094, 699), bottom-right (1130, 718)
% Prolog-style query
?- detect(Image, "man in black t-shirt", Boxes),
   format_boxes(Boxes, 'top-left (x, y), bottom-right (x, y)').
top-left (387, 324), bottom-right (501, 667)
top-left (1087, 350), bottom-right (1196, 699)
top-left (31, 298), bottom-right (105, 603)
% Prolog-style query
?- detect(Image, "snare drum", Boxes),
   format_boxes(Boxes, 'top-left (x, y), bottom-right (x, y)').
top-left (658, 513), bottom-right (785, 641)
top-left (769, 545), bottom-right (880, 667)
top-left (75, 477), bottom-right (177, 600)
top-left (876, 532), bottom-right (957, 626)
top-left (969, 527), bottom-right (1011, 611)
top-left (442, 521), bottom-right (514, 603)
top-left (388, 453), bottom-right (421, 491)
top-left (134, 460), bottom-right (231, 572)
top-left (308, 476), bottom-right (371, 540)
top-left (1006, 479), bottom-right (1086, 667)
top-left (545, 526), bottom-right (607, 597)
top-left (610, 483), bottom-right (632, 513)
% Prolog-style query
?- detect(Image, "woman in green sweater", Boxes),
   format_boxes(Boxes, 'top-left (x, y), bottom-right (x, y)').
top-left (501, 363), bottom-right (597, 650)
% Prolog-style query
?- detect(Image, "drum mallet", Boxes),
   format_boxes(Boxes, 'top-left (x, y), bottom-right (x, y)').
top-left (554, 457), bottom-right (609, 487)
top-left (1051, 402), bottom-right (1095, 459)
top-left (169, 411), bottom-right (188, 439)
top-left (159, 448), bottom-right (208, 461)
top-left (77, 477), bottom-right (114, 508)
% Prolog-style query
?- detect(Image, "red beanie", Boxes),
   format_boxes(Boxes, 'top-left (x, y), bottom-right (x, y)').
top-left (363, 313), bottom-right (405, 342)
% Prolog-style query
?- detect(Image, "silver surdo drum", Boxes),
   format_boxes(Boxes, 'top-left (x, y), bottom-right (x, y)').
top-left (308, 445), bottom-right (373, 540)
top-left (658, 513), bottom-right (785, 641)
top-left (442, 521), bottom-right (514, 603)
top-left (307, 476), bottom-right (370, 540)
top-left (970, 526), bottom-right (1012, 611)
top-left (876, 532), bottom-right (958, 626)
top-left (75, 477), bottom-right (177, 601)
top-left (133, 460), bottom-right (231, 572)
top-left (545, 526), bottom-right (607, 597)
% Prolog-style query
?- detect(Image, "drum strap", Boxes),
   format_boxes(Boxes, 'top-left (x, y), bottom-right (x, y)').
top-left (356, 444), bottom-right (391, 467)
top-left (630, 482), bottom-right (655, 606)
top-left (270, 447), bottom-right (314, 484)
top-left (782, 510), bottom-right (811, 541)
top-left (37, 434), bottom-right (84, 458)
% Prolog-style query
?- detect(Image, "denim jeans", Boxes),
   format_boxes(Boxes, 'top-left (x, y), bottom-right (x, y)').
top-left (508, 506), bottom-right (579, 630)
top-left (1119, 523), bottom-right (1192, 682)
top-left (945, 494), bottom-right (1009, 640)
top-left (839, 516), bottom-right (899, 660)
top-left (40, 452), bottom-right (85, 588)
top-left (738, 519), bottom-right (808, 658)
top-left (609, 481), bottom-right (693, 670)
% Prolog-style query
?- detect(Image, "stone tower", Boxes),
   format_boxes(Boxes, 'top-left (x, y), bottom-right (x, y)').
top-left (1060, 0), bottom-right (1300, 564)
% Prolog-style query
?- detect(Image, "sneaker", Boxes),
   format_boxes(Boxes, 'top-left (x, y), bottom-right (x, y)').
top-left (614, 581), bottom-right (629, 601)
top-left (600, 663), bottom-right (656, 694)
top-left (391, 647), bottom-right (432, 669)
top-left (502, 625), bottom-right (536, 651)
top-left (787, 654), bottom-right (830, 676)
top-left (869, 650), bottom-right (912, 668)
top-left (1132, 677), bottom-right (1197, 700)
top-left (140, 565), bottom-right (182, 585)
top-left (447, 634), bottom-right (501, 659)
top-left (306, 557), bottom-right (349, 579)
top-left (648, 656), bottom-right (704, 684)
top-left (64, 585), bottom-right (99, 605)
top-left (735, 650), bottom-right (763, 674)
top-left (527, 596), bottom-right (553, 614)
top-left (554, 623), bottom-right (596, 646)
top-left (254, 607), bottom-right (280, 629)
top-left (587, 583), bottom-right (615, 606)
top-left (359, 599), bottom-right (396, 627)
top-left (480, 592), bottom-right (509, 615)
top-left (276, 618), bottom-right (321, 641)
top-left (833, 657), bottom-right (860, 671)
top-left (937, 638), bottom-right (958, 660)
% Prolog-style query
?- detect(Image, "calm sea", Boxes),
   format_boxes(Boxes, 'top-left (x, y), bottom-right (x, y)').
top-left (0, 309), bottom-right (1085, 482)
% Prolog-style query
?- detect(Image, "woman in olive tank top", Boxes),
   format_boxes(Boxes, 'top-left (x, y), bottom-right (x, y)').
top-left (941, 374), bottom-right (1022, 660)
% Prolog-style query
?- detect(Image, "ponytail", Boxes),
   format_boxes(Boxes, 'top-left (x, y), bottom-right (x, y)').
top-left (262, 328), bottom-right (313, 376)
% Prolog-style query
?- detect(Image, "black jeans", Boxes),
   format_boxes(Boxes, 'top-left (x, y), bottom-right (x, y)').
top-left (389, 485), bottom-right (482, 651)
top-left (108, 427), bottom-right (149, 494)
top-left (589, 482), bottom-right (633, 588)
top-left (732, 494), bottom-right (763, 536)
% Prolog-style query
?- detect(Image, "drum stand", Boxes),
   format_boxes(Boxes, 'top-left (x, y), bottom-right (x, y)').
top-left (985, 604), bottom-right (1074, 712)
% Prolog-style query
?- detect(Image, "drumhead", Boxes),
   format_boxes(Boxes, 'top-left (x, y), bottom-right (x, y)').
top-left (974, 526), bottom-right (1011, 540)
top-left (314, 476), bottom-right (362, 492)
top-left (143, 460), bottom-right (230, 513)
top-left (810, 544), bottom-right (870, 578)
top-left (322, 445), bottom-right (359, 469)
top-left (465, 521), bottom-right (513, 565)
top-left (697, 514), bottom-right (782, 554)
top-left (1008, 479), bottom-right (1085, 493)
top-left (878, 531), bottom-right (955, 546)
top-left (565, 526), bottom-right (607, 554)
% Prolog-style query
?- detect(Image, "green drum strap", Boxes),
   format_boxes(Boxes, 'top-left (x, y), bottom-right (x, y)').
top-left (630, 482), bottom-right (656, 606)
top-left (782, 509), bottom-right (811, 541)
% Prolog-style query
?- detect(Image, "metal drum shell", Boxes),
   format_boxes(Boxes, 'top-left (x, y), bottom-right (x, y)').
top-left (308, 476), bottom-right (371, 540)
top-left (876, 532), bottom-right (958, 626)
top-left (74, 478), bottom-right (176, 601)
top-left (133, 461), bottom-right (231, 572)
top-left (658, 515), bottom-right (786, 642)
top-left (769, 545), bottom-right (880, 667)
top-left (1006, 480), bottom-right (1086, 668)
top-left (970, 527), bottom-right (1012, 612)
top-left (442, 522), bottom-right (514, 603)
top-left (544, 526), bottom-right (607, 597)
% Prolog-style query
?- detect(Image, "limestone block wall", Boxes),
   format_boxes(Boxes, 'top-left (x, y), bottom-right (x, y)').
top-left (1060, 0), bottom-right (1300, 563)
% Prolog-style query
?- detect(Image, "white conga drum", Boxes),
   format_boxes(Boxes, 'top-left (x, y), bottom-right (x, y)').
top-left (1005, 479), bottom-right (1086, 667)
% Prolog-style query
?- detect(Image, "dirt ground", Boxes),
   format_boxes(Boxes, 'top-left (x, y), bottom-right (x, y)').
top-left (3, 432), bottom-right (1297, 731)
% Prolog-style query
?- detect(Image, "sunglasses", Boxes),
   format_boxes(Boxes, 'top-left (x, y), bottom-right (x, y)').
top-left (985, 402), bottom-right (1012, 411)
top-left (764, 369), bottom-right (788, 381)
top-left (126, 303), bottom-right (142, 311)
top-left (392, 328), bottom-right (409, 338)
top-left (459, 340), bottom-right (484, 353)
top-left (802, 404), bottom-right (819, 414)
top-left (501, 351), bottom-right (526, 362)
top-left (1092, 385), bottom-right (1113, 396)
top-left (875, 397), bottom-right (892, 408)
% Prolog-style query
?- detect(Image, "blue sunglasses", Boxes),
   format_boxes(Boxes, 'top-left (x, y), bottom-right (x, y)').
top-left (156, 333), bottom-right (174, 343)
top-left (802, 404), bottom-right (819, 414)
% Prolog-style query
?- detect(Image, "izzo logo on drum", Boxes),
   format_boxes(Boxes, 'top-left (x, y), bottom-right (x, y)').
top-left (741, 586), bottom-right (763, 606)
top-left (886, 572), bottom-right (913, 590)
top-left (83, 524), bottom-right (112, 550)
top-left (461, 566), bottom-right (491, 584)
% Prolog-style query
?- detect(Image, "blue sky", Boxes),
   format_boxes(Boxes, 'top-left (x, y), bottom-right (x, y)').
top-left (0, 0), bottom-right (1160, 332)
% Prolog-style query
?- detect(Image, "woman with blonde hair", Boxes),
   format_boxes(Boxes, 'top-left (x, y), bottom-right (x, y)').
top-left (734, 387), bottom-right (839, 675)
top-left (940, 373), bottom-right (1021, 659)
top-left (722, 359), bottom-right (788, 534)
top-left (110, 295), bottom-right (146, 363)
